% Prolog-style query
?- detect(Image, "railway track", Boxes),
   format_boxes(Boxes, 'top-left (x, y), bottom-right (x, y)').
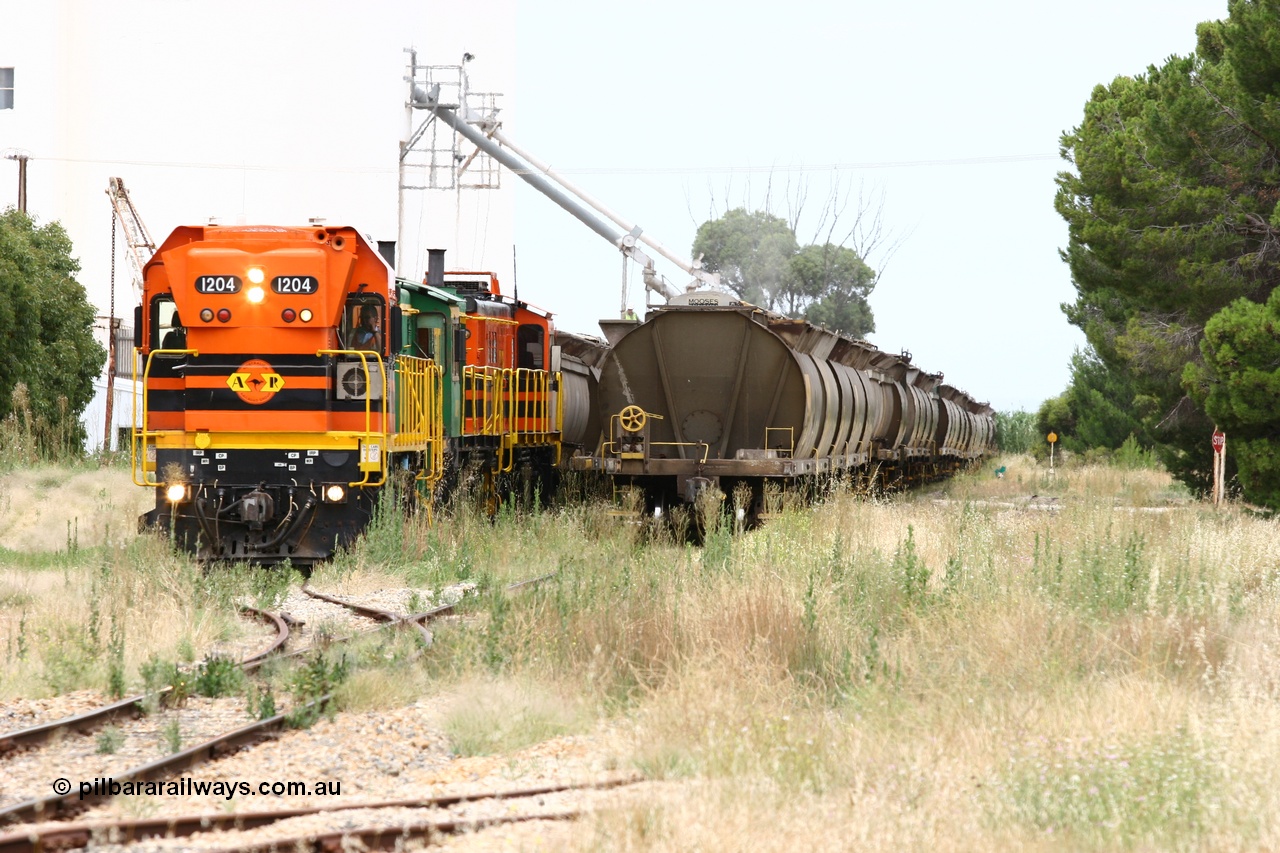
top-left (0, 607), bottom-right (289, 759)
top-left (0, 573), bottom-right (564, 839)
top-left (0, 573), bottom-right (485, 761)
top-left (0, 694), bottom-right (333, 826)
top-left (300, 583), bottom-right (440, 645)
top-left (0, 777), bottom-right (641, 852)
top-left (298, 570), bottom-right (556, 646)
top-left (0, 606), bottom-right (306, 826)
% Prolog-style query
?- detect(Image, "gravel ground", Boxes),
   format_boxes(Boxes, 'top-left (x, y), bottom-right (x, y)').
top-left (6, 699), bottom-right (644, 852)
top-left (290, 581), bottom-right (478, 616)
top-left (0, 691), bottom-right (109, 735)
top-left (274, 587), bottom-right (390, 635)
top-left (0, 609), bottom-right (281, 739)
top-left (274, 581), bottom-right (476, 639)
top-left (0, 697), bottom-right (254, 810)
top-left (0, 583), bottom-right (627, 850)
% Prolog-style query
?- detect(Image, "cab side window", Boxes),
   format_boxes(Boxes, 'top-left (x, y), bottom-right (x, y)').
top-left (148, 298), bottom-right (185, 375)
top-left (151, 298), bottom-right (184, 354)
top-left (415, 319), bottom-right (442, 361)
top-left (342, 296), bottom-right (384, 352)
top-left (517, 324), bottom-right (544, 370)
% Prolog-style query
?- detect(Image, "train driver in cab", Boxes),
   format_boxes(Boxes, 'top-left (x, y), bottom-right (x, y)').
top-left (352, 304), bottom-right (380, 351)
top-left (162, 310), bottom-right (186, 350)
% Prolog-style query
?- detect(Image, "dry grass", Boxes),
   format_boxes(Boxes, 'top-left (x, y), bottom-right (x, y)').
top-left (0, 538), bottom-right (257, 699)
top-left (5, 456), bottom-right (1280, 849)
top-left (332, 632), bottom-right (437, 712)
top-left (0, 463), bottom-right (152, 552)
top-left (0, 470), bottom-right (269, 699)
top-left (439, 675), bottom-right (589, 756)
top-left (412, 458), bottom-right (1280, 851)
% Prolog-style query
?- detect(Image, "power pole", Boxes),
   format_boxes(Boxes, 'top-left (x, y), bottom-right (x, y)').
top-left (4, 149), bottom-right (30, 212)
top-left (16, 155), bottom-right (26, 212)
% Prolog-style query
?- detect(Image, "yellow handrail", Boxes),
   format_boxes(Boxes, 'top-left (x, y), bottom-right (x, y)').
top-left (392, 355), bottom-right (444, 486)
top-left (391, 355), bottom-right (438, 446)
top-left (651, 441), bottom-right (710, 463)
top-left (131, 346), bottom-right (198, 487)
top-left (461, 365), bottom-right (562, 471)
top-left (462, 365), bottom-right (503, 437)
top-left (765, 426), bottom-right (794, 458)
top-left (498, 367), bottom-right (514, 473)
top-left (554, 370), bottom-right (564, 465)
top-left (132, 348), bottom-right (439, 494)
top-left (601, 436), bottom-right (709, 464)
top-left (318, 349), bottom-right (388, 488)
top-left (421, 359), bottom-right (448, 487)
top-left (603, 408), bottom-right (710, 462)
top-left (513, 368), bottom-right (556, 436)
top-left (501, 367), bottom-right (514, 437)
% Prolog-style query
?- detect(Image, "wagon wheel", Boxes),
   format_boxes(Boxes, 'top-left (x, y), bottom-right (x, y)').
top-left (619, 405), bottom-right (647, 433)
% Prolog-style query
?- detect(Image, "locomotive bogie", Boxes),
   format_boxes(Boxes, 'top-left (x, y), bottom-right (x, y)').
top-left (142, 446), bottom-right (389, 563)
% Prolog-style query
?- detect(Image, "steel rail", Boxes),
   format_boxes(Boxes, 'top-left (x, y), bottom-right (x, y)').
top-left (503, 571), bottom-right (558, 594)
top-left (303, 572), bottom-right (558, 646)
top-left (235, 809), bottom-right (583, 852)
top-left (0, 607), bottom-right (289, 757)
top-left (301, 583), bottom-right (435, 644)
top-left (298, 584), bottom-right (404, 623)
top-left (0, 695), bottom-right (332, 827)
top-left (0, 777), bottom-right (641, 852)
top-left (237, 606), bottom-right (292, 669)
top-left (0, 694), bottom-right (145, 759)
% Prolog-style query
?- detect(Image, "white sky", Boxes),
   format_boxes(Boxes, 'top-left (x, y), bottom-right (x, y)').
top-left (512, 0), bottom-right (1227, 411)
top-left (1, 0), bottom-right (1230, 414)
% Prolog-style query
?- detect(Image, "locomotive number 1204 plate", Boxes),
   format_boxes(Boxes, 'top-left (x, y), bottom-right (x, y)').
top-left (272, 275), bottom-right (319, 294)
top-left (194, 275), bottom-right (242, 293)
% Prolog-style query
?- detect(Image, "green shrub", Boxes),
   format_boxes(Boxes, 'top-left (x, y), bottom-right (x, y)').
top-left (96, 726), bottom-right (125, 754)
top-left (193, 655), bottom-right (243, 698)
top-left (995, 410), bottom-right (1038, 454)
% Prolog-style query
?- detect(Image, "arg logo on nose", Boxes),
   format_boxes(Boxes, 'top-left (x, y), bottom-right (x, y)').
top-left (227, 359), bottom-right (285, 405)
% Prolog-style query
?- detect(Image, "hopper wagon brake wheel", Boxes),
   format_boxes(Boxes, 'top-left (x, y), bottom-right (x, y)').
top-left (619, 405), bottom-right (648, 433)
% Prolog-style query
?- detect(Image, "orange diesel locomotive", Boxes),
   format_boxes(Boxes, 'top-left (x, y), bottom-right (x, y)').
top-left (132, 224), bottom-right (592, 564)
top-left (133, 224), bottom-right (441, 563)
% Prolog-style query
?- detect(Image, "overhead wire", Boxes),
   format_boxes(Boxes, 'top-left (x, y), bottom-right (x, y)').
top-left (34, 152), bottom-right (1061, 177)
top-left (530, 153), bottom-right (1062, 175)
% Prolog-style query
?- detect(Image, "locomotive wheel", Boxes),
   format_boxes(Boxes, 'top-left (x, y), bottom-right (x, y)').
top-left (619, 405), bottom-right (647, 433)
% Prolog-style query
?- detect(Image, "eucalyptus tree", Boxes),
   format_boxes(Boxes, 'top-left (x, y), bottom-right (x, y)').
top-left (692, 208), bottom-right (879, 338)
top-left (0, 208), bottom-right (104, 454)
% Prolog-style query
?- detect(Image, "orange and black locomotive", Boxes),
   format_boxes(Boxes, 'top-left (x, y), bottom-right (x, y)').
top-left (132, 225), bottom-right (596, 564)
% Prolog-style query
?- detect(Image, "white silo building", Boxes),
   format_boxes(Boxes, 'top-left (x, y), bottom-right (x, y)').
top-left (0, 0), bottom-right (517, 450)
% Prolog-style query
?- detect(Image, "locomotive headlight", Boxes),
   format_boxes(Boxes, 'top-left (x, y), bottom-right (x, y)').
top-left (247, 267), bottom-right (265, 284)
top-left (246, 286), bottom-right (265, 304)
top-left (299, 308), bottom-right (313, 322)
top-left (166, 483), bottom-right (188, 503)
top-left (324, 484), bottom-right (346, 503)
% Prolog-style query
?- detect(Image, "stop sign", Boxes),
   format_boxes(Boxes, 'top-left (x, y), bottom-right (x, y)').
top-left (1212, 431), bottom-right (1225, 451)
